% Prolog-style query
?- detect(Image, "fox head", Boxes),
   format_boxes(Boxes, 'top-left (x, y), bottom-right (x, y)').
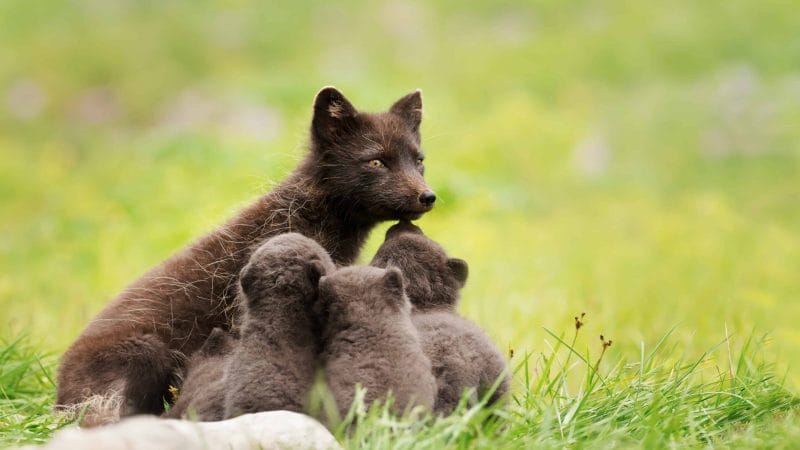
top-left (317, 266), bottom-right (412, 327)
top-left (309, 87), bottom-right (435, 222)
top-left (371, 221), bottom-right (468, 311)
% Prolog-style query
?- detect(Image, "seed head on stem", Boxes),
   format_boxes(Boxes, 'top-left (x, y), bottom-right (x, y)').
top-left (574, 312), bottom-right (586, 331)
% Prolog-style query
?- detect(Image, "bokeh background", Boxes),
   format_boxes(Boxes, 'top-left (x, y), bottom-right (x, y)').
top-left (1, 1), bottom-right (798, 386)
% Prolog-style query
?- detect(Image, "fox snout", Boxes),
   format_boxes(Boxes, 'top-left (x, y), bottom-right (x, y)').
top-left (406, 179), bottom-right (435, 211)
top-left (389, 179), bottom-right (436, 221)
top-left (403, 171), bottom-right (435, 209)
top-left (418, 190), bottom-right (436, 207)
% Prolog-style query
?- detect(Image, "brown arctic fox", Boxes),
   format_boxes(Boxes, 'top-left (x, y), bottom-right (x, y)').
top-left (371, 221), bottom-right (509, 415)
top-left (57, 87), bottom-right (436, 424)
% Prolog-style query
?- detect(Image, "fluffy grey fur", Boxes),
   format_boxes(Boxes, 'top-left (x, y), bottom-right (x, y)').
top-left (318, 266), bottom-right (436, 417)
top-left (164, 327), bottom-right (232, 421)
top-left (371, 221), bottom-right (509, 414)
top-left (412, 312), bottom-right (508, 413)
top-left (371, 221), bottom-right (468, 311)
top-left (224, 233), bottom-right (336, 418)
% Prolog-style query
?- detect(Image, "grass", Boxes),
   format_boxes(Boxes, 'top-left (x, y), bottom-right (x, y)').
top-left (1, 0), bottom-right (799, 447)
top-left (0, 337), bottom-right (69, 445)
top-left (2, 321), bottom-right (797, 448)
top-left (336, 326), bottom-right (799, 449)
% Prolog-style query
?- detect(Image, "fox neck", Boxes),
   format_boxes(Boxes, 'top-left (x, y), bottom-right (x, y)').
top-left (225, 154), bottom-right (377, 265)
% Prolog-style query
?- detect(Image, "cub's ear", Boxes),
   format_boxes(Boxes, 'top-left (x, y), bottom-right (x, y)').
top-left (446, 258), bottom-right (469, 288)
top-left (313, 275), bottom-right (333, 318)
top-left (382, 266), bottom-right (406, 296)
top-left (198, 328), bottom-right (231, 356)
top-left (317, 275), bottom-right (332, 297)
top-left (306, 259), bottom-right (328, 286)
top-left (312, 86), bottom-right (358, 143)
top-left (389, 89), bottom-right (423, 135)
top-left (238, 262), bottom-right (256, 294)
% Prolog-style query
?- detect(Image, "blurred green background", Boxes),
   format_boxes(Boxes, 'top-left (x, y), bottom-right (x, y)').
top-left (0, 0), bottom-right (798, 386)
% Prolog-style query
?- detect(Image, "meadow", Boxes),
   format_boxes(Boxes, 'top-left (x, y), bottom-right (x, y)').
top-left (1, 0), bottom-right (799, 448)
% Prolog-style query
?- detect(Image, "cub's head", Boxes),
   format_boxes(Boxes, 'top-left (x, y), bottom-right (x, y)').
top-left (317, 266), bottom-right (410, 326)
top-left (371, 221), bottom-right (468, 311)
top-left (239, 233), bottom-right (335, 308)
top-left (309, 87), bottom-right (435, 222)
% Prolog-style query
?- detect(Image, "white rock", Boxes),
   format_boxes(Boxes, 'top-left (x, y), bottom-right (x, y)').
top-left (20, 411), bottom-right (340, 450)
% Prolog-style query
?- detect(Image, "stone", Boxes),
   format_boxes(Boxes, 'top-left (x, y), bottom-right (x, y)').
top-left (20, 411), bottom-right (340, 450)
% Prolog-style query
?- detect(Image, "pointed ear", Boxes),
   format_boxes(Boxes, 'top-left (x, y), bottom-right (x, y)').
top-left (312, 86), bottom-right (358, 143)
top-left (446, 258), bottom-right (469, 288)
top-left (382, 267), bottom-right (405, 296)
top-left (390, 89), bottom-right (423, 134)
top-left (310, 275), bottom-right (328, 318)
top-left (238, 262), bottom-right (256, 295)
top-left (306, 259), bottom-right (328, 286)
top-left (198, 328), bottom-right (230, 356)
top-left (317, 275), bottom-right (332, 298)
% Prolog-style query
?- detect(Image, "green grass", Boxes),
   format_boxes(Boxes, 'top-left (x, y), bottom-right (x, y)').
top-left (0, 337), bottom-right (69, 445)
top-left (1, 0), bottom-right (799, 447)
top-left (2, 324), bottom-right (798, 448)
top-left (334, 328), bottom-right (799, 449)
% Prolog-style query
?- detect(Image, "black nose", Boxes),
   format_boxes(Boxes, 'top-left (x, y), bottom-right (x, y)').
top-left (419, 191), bottom-right (436, 206)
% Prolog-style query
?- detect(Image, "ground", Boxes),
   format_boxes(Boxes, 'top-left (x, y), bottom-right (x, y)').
top-left (1, 0), bottom-right (799, 448)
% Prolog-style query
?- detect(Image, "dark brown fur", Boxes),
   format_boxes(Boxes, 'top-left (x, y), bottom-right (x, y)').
top-left (371, 222), bottom-right (509, 414)
top-left (225, 233), bottom-right (335, 417)
top-left (318, 266), bottom-right (436, 417)
top-left (57, 87), bottom-right (435, 423)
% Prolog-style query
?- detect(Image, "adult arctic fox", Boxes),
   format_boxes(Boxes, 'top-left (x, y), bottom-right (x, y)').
top-left (57, 87), bottom-right (436, 425)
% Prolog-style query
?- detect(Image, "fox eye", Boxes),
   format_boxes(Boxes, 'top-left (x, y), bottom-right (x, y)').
top-left (367, 159), bottom-right (385, 169)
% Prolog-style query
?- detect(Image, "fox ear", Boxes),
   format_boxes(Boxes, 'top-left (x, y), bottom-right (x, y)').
top-left (317, 275), bottom-right (332, 298)
top-left (382, 267), bottom-right (405, 296)
top-left (446, 258), bottom-right (469, 287)
top-left (313, 275), bottom-right (333, 318)
top-left (238, 262), bottom-right (256, 294)
top-left (312, 86), bottom-right (358, 143)
top-left (390, 89), bottom-right (423, 134)
top-left (198, 328), bottom-right (230, 356)
top-left (306, 259), bottom-right (328, 286)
